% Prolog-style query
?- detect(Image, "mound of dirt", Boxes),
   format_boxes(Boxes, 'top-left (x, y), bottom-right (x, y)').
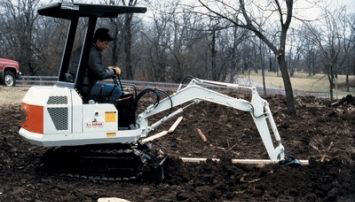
top-left (0, 94), bottom-right (354, 201)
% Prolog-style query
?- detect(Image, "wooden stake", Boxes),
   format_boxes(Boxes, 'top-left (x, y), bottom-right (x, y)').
top-left (180, 157), bottom-right (309, 166)
top-left (140, 131), bottom-right (168, 144)
top-left (168, 116), bottom-right (183, 133)
top-left (196, 128), bottom-right (208, 142)
top-left (140, 116), bottom-right (183, 144)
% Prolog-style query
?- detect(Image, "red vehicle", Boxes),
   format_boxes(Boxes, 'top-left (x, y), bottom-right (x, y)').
top-left (0, 58), bottom-right (21, 87)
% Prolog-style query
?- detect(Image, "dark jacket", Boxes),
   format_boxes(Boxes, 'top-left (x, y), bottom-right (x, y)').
top-left (81, 44), bottom-right (115, 95)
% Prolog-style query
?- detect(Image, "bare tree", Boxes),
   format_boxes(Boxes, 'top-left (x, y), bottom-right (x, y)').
top-left (227, 25), bottom-right (249, 82)
top-left (305, 9), bottom-right (342, 100)
top-left (140, 2), bottom-right (172, 81)
top-left (287, 28), bottom-right (303, 77)
top-left (35, 17), bottom-right (69, 75)
top-left (259, 38), bottom-right (267, 96)
top-left (0, 0), bottom-right (40, 75)
top-left (121, 0), bottom-right (138, 79)
top-left (299, 25), bottom-right (318, 76)
top-left (196, 0), bottom-right (297, 114)
top-left (337, 12), bottom-right (354, 92)
top-left (106, 1), bottom-right (125, 66)
top-left (351, 15), bottom-right (355, 80)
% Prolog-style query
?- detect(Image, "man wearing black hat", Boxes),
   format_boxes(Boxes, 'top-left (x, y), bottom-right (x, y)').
top-left (81, 28), bottom-right (122, 103)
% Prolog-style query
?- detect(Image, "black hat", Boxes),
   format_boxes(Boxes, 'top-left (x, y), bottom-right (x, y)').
top-left (94, 28), bottom-right (113, 41)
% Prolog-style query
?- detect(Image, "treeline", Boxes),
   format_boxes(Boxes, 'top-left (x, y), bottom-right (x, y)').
top-left (0, 0), bottom-right (354, 85)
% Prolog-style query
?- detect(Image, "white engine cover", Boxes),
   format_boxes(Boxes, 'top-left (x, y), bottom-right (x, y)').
top-left (19, 85), bottom-right (144, 147)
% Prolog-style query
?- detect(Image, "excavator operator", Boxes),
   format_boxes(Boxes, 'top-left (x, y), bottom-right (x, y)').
top-left (81, 28), bottom-right (122, 103)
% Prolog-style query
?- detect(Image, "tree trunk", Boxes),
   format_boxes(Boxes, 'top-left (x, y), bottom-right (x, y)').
top-left (308, 60), bottom-right (311, 77)
top-left (229, 26), bottom-right (239, 83)
top-left (124, 14), bottom-right (133, 79)
top-left (346, 73), bottom-right (349, 92)
top-left (259, 40), bottom-right (266, 96)
top-left (262, 64), bottom-right (266, 96)
top-left (111, 25), bottom-right (119, 65)
top-left (329, 78), bottom-right (334, 101)
top-left (328, 65), bottom-right (335, 100)
top-left (312, 54), bottom-right (316, 75)
top-left (204, 51), bottom-right (209, 78)
top-left (277, 54), bottom-right (296, 114)
top-left (211, 30), bottom-right (217, 80)
top-left (290, 63), bottom-right (295, 77)
top-left (157, 53), bottom-right (166, 81)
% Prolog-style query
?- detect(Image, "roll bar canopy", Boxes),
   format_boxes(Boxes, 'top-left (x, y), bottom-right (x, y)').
top-left (38, 2), bottom-right (147, 19)
top-left (37, 3), bottom-right (146, 94)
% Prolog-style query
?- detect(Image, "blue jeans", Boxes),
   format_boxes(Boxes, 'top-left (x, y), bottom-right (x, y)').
top-left (90, 82), bottom-right (122, 103)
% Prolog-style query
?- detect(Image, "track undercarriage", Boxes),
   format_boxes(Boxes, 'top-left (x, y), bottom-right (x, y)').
top-left (40, 144), bottom-right (167, 181)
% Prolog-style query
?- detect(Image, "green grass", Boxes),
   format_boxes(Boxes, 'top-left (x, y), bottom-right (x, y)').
top-left (243, 71), bottom-right (355, 98)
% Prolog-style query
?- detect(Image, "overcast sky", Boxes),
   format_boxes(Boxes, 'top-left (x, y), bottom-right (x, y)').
top-left (32, 0), bottom-right (355, 26)
top-left (343, 0), bottom-right (355, 12)
top-left (139, 0), bottom-right (355, 23)
top-left (34, 0), bottom-right (354, 19)
top-left (293, 0), bottom-right (355, 20)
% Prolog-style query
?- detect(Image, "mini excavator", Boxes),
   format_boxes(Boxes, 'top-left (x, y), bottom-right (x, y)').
top-left (19, 3), bottom-right (298, 181)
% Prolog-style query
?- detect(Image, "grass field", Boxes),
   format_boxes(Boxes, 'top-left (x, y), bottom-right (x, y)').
top-left (0, 86), bottom-right (28, 105)
top-left (0, 72), bottom-right (354, 105)
top-left (242, 71), bottom-right (355, 98)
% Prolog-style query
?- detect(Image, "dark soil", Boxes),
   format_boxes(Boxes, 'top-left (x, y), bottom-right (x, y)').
top-left (0, 93), bottom-right (354, 201)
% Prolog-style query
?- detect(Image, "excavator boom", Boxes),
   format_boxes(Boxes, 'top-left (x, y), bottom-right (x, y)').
top-left (138, 78), bottom-right (285, 161)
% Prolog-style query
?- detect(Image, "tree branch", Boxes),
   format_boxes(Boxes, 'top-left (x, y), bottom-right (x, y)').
top-left (274, 0), bottom-right (284, 26)
top-left (198, 0), bottom-right (240, 26)
top-left (284, 0), bottom-right (293, 30)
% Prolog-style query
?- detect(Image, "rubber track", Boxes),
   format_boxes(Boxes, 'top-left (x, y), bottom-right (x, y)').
top-left (40, 144), bottom-right (162, 181)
